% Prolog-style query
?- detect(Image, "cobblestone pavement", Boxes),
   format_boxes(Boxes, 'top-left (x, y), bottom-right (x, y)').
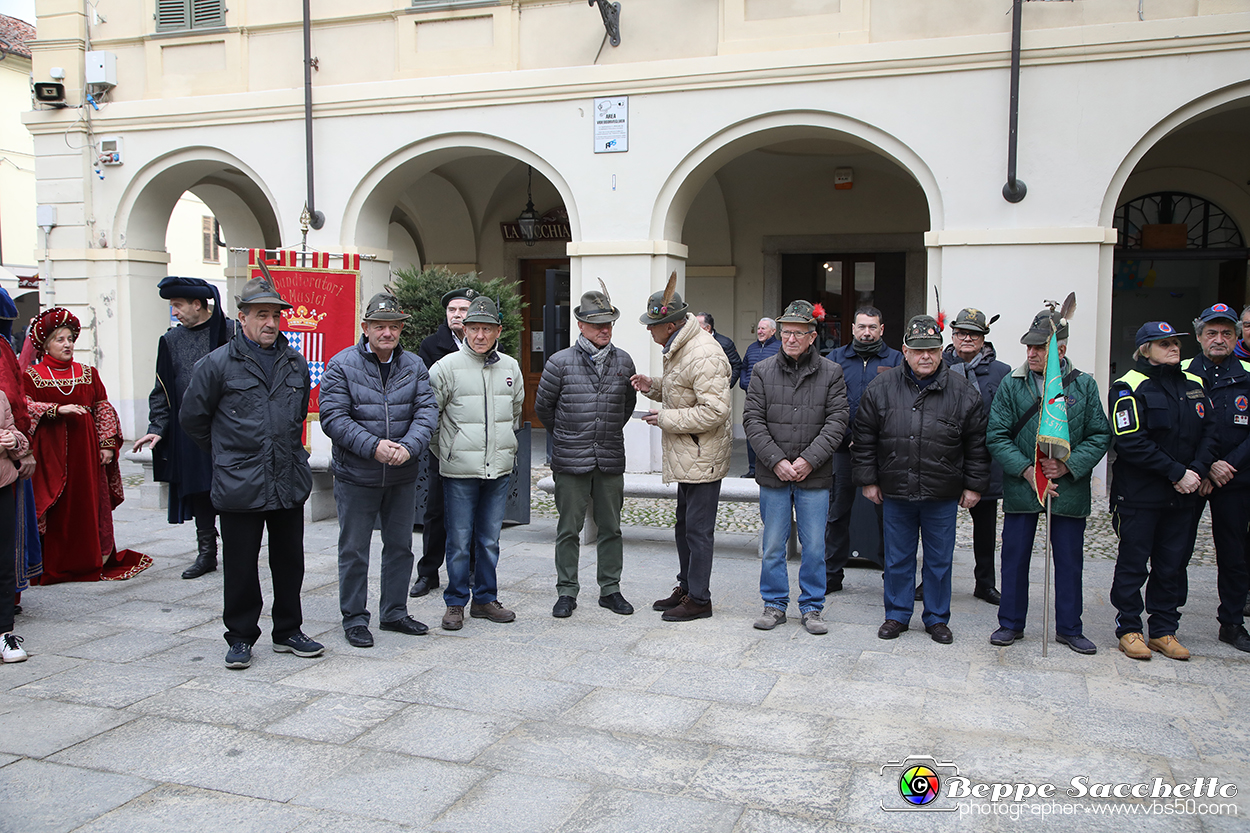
top-left (4, 456), bottom-right (1244, 832)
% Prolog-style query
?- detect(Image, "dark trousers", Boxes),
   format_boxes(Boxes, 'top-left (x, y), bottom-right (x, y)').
top-left (219, 506), bottom-right (305, 646)
top-left (416, 449), bottom-right (448, 582)
top-left (745, 440), bottom-right (757, 475)
top-left (675, 480), bottom-right (721, 606)
top-left (969, 498), bottom-right (999, 591)
top-left (335, 479), bottom-right (416, 629)
top-left (190, 492), bottom-right (217, 534)
top-left (0, 484), bottom-right (15, 634)
top-left (825, 451), bottom-right (884, 578)
top-left (1110, 505), bottom-right (1192, 639)
top-left (1208, 488), bottom-right (1250, 627)
top-left (998, 512), bottom-right (1086, 637)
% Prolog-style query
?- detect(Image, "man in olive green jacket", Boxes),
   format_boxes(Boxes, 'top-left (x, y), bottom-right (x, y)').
top-left (429, 297), bottom-right (524, 632)
top-left (984, 310), bottom-right (1111, 654)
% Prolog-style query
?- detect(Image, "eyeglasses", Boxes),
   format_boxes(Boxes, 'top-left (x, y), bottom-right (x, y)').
top-left (780, 330), bottom-right (815, 341)
top-left (951, 331), bottom-right (983, 341)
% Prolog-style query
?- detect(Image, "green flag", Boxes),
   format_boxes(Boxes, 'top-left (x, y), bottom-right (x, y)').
top-left (1033, 327), bottom-right (1071, 505)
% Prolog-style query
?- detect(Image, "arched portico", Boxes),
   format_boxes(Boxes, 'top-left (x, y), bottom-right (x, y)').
top-left (1101, 86), bottom-right (1250, 381)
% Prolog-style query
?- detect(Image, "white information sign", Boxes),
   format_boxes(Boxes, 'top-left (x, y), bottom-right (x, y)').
top-left (593, 97), bottom-right (628, 153)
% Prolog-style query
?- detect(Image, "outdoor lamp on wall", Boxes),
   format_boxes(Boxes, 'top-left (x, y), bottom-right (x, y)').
top-left (517, 166), bottom-right (539, 246)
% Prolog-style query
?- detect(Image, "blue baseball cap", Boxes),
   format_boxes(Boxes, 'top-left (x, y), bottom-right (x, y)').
top-left (1134, 321), bottom-right (1188, 348)
top-left (1197, 303), bottom-right (1237, 325)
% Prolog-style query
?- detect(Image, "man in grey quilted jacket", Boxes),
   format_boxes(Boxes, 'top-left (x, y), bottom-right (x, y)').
top-left (535, 284), bottom-right (637, 620)
top-left (320, 292), bottom-right (438, 649)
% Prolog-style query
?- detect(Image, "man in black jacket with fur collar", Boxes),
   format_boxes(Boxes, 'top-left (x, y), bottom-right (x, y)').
top-left (853, 315), bottom-right (990, 646)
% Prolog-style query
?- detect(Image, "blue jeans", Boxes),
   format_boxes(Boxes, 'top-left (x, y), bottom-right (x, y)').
top-left (759, 484), bottom-right (828, 613)
top-left (998, 512), bottom-right (1086, 637)
top-left (442, 476), bottom-right (510, 607)
top-left (882, 497), bottom-right (957, 628)
top-left (335, 478), bottom-right (417, 629)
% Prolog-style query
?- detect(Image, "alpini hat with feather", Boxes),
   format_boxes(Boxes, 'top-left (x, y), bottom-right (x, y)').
top-left (640, 272), bottom-right (688, 327)
top-left (575, 279), bottom-right (620, 324)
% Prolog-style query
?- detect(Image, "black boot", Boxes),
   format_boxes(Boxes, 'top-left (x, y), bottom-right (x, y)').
top-left (182, 529), bottom-right (218, 579)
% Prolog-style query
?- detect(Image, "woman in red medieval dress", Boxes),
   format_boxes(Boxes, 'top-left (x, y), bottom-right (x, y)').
top-left (22, 308), bottom-right (150, 584)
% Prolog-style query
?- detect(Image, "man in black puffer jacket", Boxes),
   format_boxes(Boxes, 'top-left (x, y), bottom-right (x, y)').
top-left (181, 277), bottom-right (321, 669)
top-left (853, 315), bottom-right (990, 645)
top-left (320, 292), bottom-right (438, 649)
top-left (535, 285), bottom-right (637, 619)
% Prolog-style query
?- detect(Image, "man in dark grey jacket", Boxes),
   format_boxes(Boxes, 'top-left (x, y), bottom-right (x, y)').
top-left (182, 276), bottom-right (322, 670)
top-left (320, 292), bottom-right (438, 648)
top-left (743, 300), bottom-right (848, 635)
top-left (535, 285), bottom-right (637, 619)
top-left (853, 315), bottom-right (990, 645)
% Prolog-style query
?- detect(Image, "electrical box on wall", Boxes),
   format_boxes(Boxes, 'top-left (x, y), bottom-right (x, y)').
top-left (99, 137), bottom-right (123, 166)
top-left (85, 51), bottom-right (117, 89)
top-left (834, 168), bottom-right (854, 190)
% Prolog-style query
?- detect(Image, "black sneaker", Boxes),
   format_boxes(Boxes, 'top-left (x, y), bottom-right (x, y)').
top-left (225, 641), bottom-right (252, 669)
top-left (273, 632), bottom-right (325, 658)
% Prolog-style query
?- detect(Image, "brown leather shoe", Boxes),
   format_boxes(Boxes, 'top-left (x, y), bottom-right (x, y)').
top-left (1117, 632), bottom-right (1151, 660)
top-left (470, 600), bottom-right (516, 623)
top-left (652, 586), bottom-right (685, 611)
top-left (661, 595), bottom-right (712, 622)
top-left (1147, 634), bottom-right (1190, 661)
top-left (877, 619), bottom-right (909, 640)
top-left (442, 605), bottom-right (464, 631)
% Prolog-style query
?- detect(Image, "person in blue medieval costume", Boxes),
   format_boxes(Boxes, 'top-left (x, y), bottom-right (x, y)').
top-left (133, 277), bottom-right (234, 578)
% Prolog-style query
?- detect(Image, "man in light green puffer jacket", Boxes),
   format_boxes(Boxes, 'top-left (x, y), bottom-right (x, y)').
top-left (429, 297), bottom-right (524, 633)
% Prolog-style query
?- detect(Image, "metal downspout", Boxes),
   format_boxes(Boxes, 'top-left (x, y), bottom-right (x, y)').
top-left (1003, 0), bottom-right (1027, 203)
top-left (303, 0), bottom-right (324, 229)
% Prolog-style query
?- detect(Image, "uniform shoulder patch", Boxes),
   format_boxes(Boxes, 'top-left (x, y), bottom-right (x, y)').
top-left (1113, 394), bottom-right (1139, 436)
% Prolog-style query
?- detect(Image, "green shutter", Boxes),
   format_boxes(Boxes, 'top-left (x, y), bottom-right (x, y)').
top-left (191, 0), bottom-right (225, 28)
top-left (155, 0), bottom-right (190, 32)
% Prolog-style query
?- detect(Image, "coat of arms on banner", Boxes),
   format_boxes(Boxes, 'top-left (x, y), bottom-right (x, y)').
top-left (248, 249), bottom-right (362, 415)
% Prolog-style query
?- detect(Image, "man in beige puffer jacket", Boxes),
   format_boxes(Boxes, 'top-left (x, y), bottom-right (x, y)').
top-left (631, 279), bottom-right (732, 622)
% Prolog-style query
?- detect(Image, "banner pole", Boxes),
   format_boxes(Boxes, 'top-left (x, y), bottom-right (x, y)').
top-left (1042, 491), bottom-right (1052, 658)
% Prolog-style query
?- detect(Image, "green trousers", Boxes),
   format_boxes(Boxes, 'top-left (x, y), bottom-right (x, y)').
top-left (553, 469), bottom-right (625, 597)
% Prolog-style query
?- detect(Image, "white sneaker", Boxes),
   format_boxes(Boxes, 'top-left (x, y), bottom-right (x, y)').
top-left (2, 632), bottom-right (27, 663)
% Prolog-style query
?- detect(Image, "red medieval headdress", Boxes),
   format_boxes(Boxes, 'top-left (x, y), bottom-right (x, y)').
top-left (31, 307), bottom-right (81, 353)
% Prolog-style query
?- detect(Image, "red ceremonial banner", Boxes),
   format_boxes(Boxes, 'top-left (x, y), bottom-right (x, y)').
top-left (248, 249), bottom-right (361, 415)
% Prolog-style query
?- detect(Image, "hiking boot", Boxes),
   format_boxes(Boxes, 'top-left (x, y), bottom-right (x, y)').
top-left (442, 605), bottom-right (464, 630)
top-left (1147, 634), bottom-right (1190, 661)
top-left (1117, 632), bottom-right (1151, 660)
top-left (470, 600), bottom-right (516, 623)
